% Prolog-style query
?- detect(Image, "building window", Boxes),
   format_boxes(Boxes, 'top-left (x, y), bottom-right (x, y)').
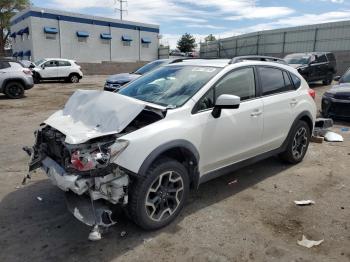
top-left (142, 43), bottom-right (150, 48)
top-left (46, 34), bottom-right (57, 40)
top-left (78, 37), bottom-right (87, 43)
top-left (123, 41), bottom-right (131, 47)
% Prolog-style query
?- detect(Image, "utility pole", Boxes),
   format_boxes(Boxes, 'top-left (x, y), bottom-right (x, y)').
top-left (114, 0), bottom-right (128, 20)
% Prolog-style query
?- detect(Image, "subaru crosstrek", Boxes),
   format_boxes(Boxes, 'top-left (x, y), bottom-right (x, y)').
top-left (25, 58), bottom-right (317, 238)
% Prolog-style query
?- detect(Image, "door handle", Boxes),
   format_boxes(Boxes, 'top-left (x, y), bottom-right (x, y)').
top-left (251, 109), bottom-right (262, 117)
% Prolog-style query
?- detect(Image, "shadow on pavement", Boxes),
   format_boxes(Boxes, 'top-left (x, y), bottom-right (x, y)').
top-left (0, 157), bottom-right (290, 262)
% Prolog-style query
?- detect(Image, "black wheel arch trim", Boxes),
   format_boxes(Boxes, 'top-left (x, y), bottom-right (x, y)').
top-left (138, 139), bottom-right (200, 177)
top-left (2, 78), bottom-right (25, 90)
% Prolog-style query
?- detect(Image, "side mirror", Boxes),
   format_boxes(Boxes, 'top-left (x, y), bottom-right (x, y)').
top-left (334, 75), bottom-right (341, 82)
top-left (41, 65), bottom-right (45, 69)
top-left (212, 94), bottom-right (240, 118)
top-left (29, 64), bottom-right (35, 69)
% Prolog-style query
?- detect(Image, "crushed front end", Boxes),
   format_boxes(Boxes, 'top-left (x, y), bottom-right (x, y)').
top-left (24, 125), bottom-right (130, 240)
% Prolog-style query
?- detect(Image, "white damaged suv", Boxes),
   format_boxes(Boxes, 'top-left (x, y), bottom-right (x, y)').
top-left (25, 57), bottom-right (317, 235)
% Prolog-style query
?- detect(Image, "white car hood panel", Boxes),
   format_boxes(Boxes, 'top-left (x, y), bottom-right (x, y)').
top-left (44, 90), bottom-right (146, 144)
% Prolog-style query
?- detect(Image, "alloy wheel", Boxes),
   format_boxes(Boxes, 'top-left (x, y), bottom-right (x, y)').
top-left (145, 171), bottom-right (184, 222)
top-left (292, 127), bottom-right (308, 159)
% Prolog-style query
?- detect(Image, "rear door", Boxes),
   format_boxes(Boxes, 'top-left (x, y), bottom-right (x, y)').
top-left (257, 66), bottom-right (295, 151)
top-left (57, 60), bottom-right (72, 78)
top-left (41, 60), bottom-right (59, 78)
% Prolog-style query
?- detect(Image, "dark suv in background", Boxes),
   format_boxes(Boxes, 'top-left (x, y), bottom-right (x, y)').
top-left (284, 52), bottom-right (336, 85)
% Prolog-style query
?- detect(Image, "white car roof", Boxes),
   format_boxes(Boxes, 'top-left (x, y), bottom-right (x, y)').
top-left (167, 58), bottom-right (298, 73)
top-left (44, 58), bottom-right (75, 62)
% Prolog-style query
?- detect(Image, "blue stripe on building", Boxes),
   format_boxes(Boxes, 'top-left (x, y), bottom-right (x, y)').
top-left (11, 10), bottom-right (160, 33)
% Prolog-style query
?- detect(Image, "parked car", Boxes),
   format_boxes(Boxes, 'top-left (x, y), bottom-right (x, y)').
top-left (104, 58), bottom-right (185, 92)
top-left (0, 59), bottom-right (34, 98)
top-left (321, 68), bottom-right (350, 118)
top-left (25, 58), bottom-right (316, 237)
top-left (284, 52), bottom-right (336, 85)
top-left (32, 58), bottom-right (83, 83)
top-left (19, 59), bottom-right (36, 69)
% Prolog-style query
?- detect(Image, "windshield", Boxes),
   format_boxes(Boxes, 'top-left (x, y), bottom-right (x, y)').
top-left (285, 54), bottom-right (310, 65)
top-left (34, 59), bottom-right (46, 66)
top-left (134, 60), bottom-right (169, 75)
top-left (119, 65), bottom-right (220, 107)
top-left (340, 69), bottom-right (350, 83)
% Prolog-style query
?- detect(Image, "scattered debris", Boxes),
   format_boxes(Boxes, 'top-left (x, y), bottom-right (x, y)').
top-left (228, 179), bottom-right (238, 185)
top-left (120, 231), bottom-right (127, 237)
top-left (294, 200), bottom-right (315, 206)
top-left (310, 135), bottom-right (324, 143)
top-left (15, 185), bottom-right (21, 189)
top-left (324, 131), bottom-right (344, 142)
top-left (315, 118), bottom-right (333, 129)
top-left (36, 196), bottom-right (43, 201)
top-left (274, 184), bottom-right (278, 189)
top-left (143, 238), bottom-right (153, 244)
top-left (297, 235), bottom-right (324, 248)
top-left (341, 207), bottom-right (345, 210)
top-left (340, 127), bottom-right (349, 132)
top-left (88, 225), bottom-right (102, 241)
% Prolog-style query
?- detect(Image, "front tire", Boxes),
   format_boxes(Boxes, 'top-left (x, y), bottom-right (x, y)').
top-left (279, 120), bottom-right (311, 164)
top-left (128, 157), bottom-right (189, 230)
top-left (4, 81), bottom-right (25, 99)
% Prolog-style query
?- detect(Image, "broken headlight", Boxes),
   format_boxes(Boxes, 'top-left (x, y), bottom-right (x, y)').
top-left (70, 140), bottom-right (129, 171)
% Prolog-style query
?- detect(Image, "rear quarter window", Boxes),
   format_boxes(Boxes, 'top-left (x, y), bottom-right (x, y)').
top-left (290, 73), bottom-right (301, 89)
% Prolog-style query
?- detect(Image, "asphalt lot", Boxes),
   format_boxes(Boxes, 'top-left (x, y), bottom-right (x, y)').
top-left (0, 76), bottom-right (349, 262)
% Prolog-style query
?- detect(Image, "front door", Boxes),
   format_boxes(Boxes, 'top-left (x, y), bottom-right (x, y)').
top-left (193, 67), bottom-right (264, 175)
top-left (41, 60), bottom-right (59, 78)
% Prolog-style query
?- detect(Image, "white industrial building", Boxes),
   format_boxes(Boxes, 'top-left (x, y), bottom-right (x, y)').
top-left (10, 7), bottom-right (160, 63)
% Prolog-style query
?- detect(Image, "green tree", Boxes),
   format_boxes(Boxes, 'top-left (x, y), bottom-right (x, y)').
top-left (177, 33), bottom-right (196, 53)
top-left (0, 0), bottom-right (30, 55)
top-left (204, 34), bottom-right (216, 42)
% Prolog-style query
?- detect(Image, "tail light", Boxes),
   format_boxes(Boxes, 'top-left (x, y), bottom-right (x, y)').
top-left (23, 69), bottom-right (32, 75)
top-left (308, 89), bottom-right (316, 100)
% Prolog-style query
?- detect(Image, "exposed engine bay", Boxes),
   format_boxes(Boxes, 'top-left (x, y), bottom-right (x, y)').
top-left (23, 91), bottom-right (165, 240)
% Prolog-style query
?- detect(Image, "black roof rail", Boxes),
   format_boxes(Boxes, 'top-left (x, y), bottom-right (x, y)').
top-left (229, 55), bottom-right (287, 65)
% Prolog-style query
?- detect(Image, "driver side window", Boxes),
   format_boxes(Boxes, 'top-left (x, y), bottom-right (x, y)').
top-left (196, 67), bottom-right (256, 112)
top-left (44, 60), bottom-right (58, 67)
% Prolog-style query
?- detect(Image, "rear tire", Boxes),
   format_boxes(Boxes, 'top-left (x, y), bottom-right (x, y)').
top-left (33, 72), bottom-right (41, 84)
top-left (69, 73), bottom-right (80, 83)
top-left (279, 120), bottom-right (311, 164)
top-left (322, 75), bottom-right (333, 85)
top-left (128, 157), bottom-right (189, 230)
top-left (4, 81), bottom-right (25, 99)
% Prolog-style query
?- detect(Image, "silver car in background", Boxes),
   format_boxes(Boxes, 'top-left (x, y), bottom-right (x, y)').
top-left (0, 59), bottom-right (34, 98)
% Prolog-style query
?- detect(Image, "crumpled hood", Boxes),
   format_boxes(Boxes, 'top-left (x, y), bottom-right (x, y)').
top-left (44, 90), bottom-right (146, 144)
top-left (106, 73), bottom-right (141, 84)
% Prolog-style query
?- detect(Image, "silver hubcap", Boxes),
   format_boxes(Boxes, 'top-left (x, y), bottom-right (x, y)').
top-left (292, 127), bottom-right (308, 159)
top-left (71, 76), bottom-right (78, 83)
top-left (145, 171), bottom-right (184, 222)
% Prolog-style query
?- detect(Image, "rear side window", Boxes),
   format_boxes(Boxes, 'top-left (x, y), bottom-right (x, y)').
top-left (258, 67), bottom-right (288, 96)
top-left (290, 73), bottom-right (301, 89)
top-left (59, 61), bottom-right (71, 66)
top-left (326, 53), bottom-right (335, 61)
top-left (317, 54), bottom-right (327, 63)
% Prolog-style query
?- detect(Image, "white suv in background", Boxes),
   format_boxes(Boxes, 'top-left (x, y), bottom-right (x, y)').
top-left (26, 57), bottom-right (317, 236)
top-left (32, 58), bottom-right (83, 83)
